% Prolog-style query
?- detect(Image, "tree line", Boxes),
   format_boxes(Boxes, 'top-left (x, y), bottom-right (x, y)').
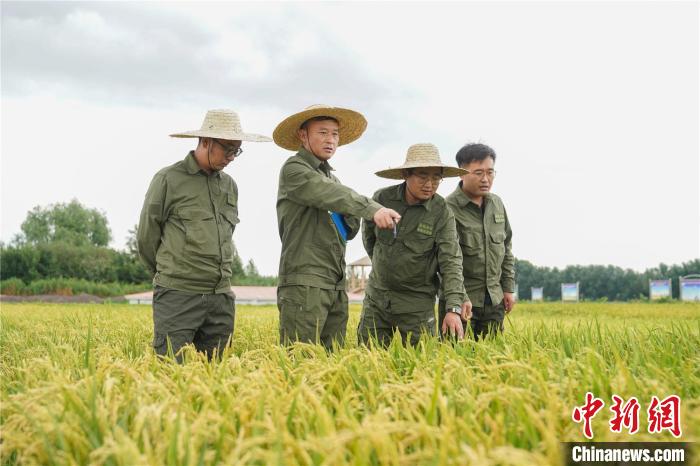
top-left (1, 200), bottom-right (697, 299)
top-left (514, 259), bottom-right (699, 301)
top-left (0, 200), bottom-right (274, 290)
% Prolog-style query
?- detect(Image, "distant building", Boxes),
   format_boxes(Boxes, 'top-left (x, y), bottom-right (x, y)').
top-left (347, 256), bottom-right (372, 292)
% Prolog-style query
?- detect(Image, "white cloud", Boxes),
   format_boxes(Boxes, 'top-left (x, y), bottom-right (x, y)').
top-left (2, 2), bottom-right (698, 275)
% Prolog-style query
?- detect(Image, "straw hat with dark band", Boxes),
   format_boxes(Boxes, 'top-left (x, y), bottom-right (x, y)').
top-left (170, 109), bottom-right (272, 142)
top-left (375, 143), bottom-right (467, 179)
top-left (273, 104), bottom-right (367, 151)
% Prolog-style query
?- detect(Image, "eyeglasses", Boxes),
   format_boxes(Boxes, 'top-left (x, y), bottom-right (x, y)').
top-left (465, 169), bottom-right (496, 179)
top-left (413, 173), bottom-right (443, 186)
top-left (213, 139), bottom-right (243, 158)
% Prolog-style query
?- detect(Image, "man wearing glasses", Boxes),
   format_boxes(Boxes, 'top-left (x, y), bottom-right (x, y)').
top-left (358, 143), bottom-right (471, 346)
top-left (137, 109), bottom-right (271, 361)
top-left (438, 143), bottom-right (516, 340)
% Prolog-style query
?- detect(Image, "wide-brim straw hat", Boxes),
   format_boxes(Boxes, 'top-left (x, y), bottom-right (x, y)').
top-left (170, 109), bottom-right (272, 142)
top-left (375, 143), bottom-right (467, 179)
top-left (273, 104), bottom-right (367, 151)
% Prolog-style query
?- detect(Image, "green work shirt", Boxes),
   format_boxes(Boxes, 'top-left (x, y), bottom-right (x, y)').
top-left (137, 151), bottom-right (239, 294)
top-left (362, 183), bottom-right (466, 311)
top-left (445, 183), bottom-right (515, 308)
top-left (277, 148), bottom-right (383, 290)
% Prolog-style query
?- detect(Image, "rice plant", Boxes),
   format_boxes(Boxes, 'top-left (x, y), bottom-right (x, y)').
top-left (1, 302), bottom-right (698, 465)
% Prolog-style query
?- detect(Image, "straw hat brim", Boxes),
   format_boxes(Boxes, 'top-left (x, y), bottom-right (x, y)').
top-left (375, 163), bottom-right (467, 180)
top-left (273, 107), bottom-right (367, 151)
top-left (170, 130), bottom-right (272, 142)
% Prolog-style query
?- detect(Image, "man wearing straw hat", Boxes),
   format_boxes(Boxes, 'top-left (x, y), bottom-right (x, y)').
top-left (273, 104), bottom-right (401, 349)
top-left (137, 109), bottom-right (271, 361)
top-left (357, 143), bottom-right (471, 346)
top-left (437, 143), bottom-right (515, 340)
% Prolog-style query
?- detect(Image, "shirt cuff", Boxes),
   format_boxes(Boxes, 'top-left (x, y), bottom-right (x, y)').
top-left (501, 279), bottom-right (515, 293)
top-left (360, 201), bottom-right (383, 220)
top-left (445, 291), bottom-right (467, 309)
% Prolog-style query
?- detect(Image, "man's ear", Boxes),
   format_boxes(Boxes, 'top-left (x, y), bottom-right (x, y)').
top-left (297, 128), bottom-right (307, 144)
top-left (298, 128), bottom-right (311, 150)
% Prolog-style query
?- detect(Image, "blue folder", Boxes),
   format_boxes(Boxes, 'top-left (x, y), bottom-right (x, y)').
top-left (330, 212), bottom-right (349, 242)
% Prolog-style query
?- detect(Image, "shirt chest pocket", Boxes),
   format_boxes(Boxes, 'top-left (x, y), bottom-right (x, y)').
top-left (459, 227), bottom-right (482, 255)
top-left (221, 208), bottom-right (239, 236)
top-left (489, 230), bottom-right (506, 258)
top-left (376, 228), bottom-right (395, 246)
top-left (490, 231), bottom-right (506, 243)
top-left (179, 208), bottom-right (219, 257)
top-left (403, 236), bottom-right (434, 255)
top-left (220, 191), bottom-right (239, 237)
top-left (398, 236), bottom-right (436, 285)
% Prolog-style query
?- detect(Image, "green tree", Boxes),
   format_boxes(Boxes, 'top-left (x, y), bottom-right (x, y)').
top-left (20, 199), bottom-right (111, 247)
top-left (231, 242), bottom-right (245, 279)
top-left (118, 225), bottom-right (150, 282)
top-left (244, 259), bottom-right (260, 278)
top-left (125, 224), bottom-right (139, 257)
top-left (0, 242), bottom-right (40, 282)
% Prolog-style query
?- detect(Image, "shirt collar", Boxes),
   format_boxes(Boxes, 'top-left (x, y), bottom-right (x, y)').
top-left (390, 182), bottom-right (433, 211)
top-left (184, 151), bottom-right (220, 177)
top-left (297, 147), bottom-right (335, 173)
top-left (453, 181), bottom-right (489, 208)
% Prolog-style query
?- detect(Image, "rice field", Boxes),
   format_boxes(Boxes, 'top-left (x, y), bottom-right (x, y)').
top-left (1, 302), bottom-right (699, 465)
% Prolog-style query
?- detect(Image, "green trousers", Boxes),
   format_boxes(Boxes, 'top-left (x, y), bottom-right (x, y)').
top-left (152, 286), bottom-right (235, 362)
top-left (277, 285), bottom-right (348, 350)
top-left (438, 298), bottom-right (505, 341)
top-left (357, 290), bottom-right (436, 347)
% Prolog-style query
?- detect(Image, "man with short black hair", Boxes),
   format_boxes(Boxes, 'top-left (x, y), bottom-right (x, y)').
top-left (137, 109), bottom-right (271, 361)
top-left (273, 104), bottom-right (401, 349)
top-left (439, 143), bottom-right (515, 340)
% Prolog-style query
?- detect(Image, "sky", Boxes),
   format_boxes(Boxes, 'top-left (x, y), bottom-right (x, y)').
top-left (2, 1), bottom-right (699, 276)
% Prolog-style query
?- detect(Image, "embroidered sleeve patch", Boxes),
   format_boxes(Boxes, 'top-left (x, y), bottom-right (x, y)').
top-left (494, 213), bottom-right (505, 223)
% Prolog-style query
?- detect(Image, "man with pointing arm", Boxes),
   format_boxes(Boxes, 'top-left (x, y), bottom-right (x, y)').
top-left (274, 104), bottom-right (401, 349)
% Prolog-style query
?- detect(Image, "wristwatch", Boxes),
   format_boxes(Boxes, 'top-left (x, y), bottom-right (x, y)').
top-left (446, 307), bottom-right (461, 315)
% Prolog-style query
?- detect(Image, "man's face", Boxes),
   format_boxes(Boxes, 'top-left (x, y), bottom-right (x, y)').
top-left (404, 167), bottom-right (443, 202)
top-left (209, 138), bottom-right (242, 171)
top-left (459, 157), bottom-right (496, 199)
top-left (298, 119), bottom-right (339, 161)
